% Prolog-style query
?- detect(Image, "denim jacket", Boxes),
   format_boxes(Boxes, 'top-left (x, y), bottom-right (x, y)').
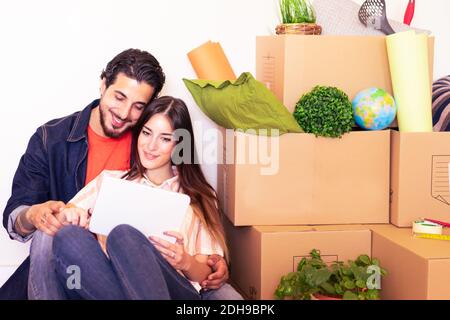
top-left (1, 99), bottom-right (98, 299)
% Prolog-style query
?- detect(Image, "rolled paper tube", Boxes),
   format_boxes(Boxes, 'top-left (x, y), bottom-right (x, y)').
top-left (187, 41), bottom-right (236, 80)
top-left (386, 31), bottom-right (433, 132)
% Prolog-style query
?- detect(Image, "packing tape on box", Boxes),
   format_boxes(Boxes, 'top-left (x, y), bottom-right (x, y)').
top-left (412, 220), bottom-right (443, 235)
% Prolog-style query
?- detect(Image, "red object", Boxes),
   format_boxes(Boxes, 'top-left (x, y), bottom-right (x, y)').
top-left (403, 0), bottom-right (415, 25)
top-left (424, 218), bottom-right (450, 228)
top-left (313, 293), bottom-right (342, 300)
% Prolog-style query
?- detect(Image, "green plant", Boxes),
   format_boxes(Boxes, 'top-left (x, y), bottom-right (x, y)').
top-left (293, 86), bottom-right (354, 138)
top-left (274, 249), bottom-right (388, 300)
top-left (279, 0), bottom-right (316, 24)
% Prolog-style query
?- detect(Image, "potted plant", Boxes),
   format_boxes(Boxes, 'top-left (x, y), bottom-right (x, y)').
top-left (276, 0), bottom-right (322, 35)
top-left (274, 249), bottom-right (388, 300)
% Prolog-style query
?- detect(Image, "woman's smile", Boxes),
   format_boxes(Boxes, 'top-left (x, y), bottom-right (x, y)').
top-left (143, 152), bottom-right (159, 161)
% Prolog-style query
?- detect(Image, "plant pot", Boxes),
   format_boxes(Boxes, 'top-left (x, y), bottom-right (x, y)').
top-left (312, 293), bottom-right (342, 300)
top-left (275, 23), bottom-right (322, 35)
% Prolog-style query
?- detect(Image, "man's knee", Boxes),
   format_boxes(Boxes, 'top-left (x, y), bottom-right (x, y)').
top-left (54, 225), bottom-right (86, 241)
top-left (53, 225), bottom-right (88, 254)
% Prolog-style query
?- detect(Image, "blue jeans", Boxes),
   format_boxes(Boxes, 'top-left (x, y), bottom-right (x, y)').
top-left (28, 226), bottom-right (243, 300)
top-left (201, 283), bottom-right (243, 300)
top-left (52, 225), bottom-right (200, 299)
top-left (28, 231), bottom-right (66, 300)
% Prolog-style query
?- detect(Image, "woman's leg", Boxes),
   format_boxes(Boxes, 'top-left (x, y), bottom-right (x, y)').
top-left (52, 225), bottom-right (126, 300)
top-left (106, 224), bottom-right (201, 300)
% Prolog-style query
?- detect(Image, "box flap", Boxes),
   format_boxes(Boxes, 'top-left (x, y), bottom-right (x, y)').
top-left (370, 224), bottom-right (450, 259)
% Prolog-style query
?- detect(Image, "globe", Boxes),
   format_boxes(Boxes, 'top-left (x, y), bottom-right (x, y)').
top-left (352, 88), bottom-right (397, 130)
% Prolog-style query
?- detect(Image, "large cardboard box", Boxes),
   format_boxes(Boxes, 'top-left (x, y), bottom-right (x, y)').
top-left (390, 130), bottom-right (450, 227)
top-left (371, 224), bottom-right (450, 300)
top-left (217, 129), bottom-right (390, 226)
top-left (256, 35), bottom-right (434, 113)
top-left (224, 221), bottom-right (373, 300)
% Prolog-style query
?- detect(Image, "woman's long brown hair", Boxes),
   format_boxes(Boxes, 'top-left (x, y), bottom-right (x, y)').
top-left (123, 96), bottom-right (228, 260)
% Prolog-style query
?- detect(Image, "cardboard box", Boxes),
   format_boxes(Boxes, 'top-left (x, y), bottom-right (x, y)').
top-left (224, 221), bottom-right (373, 300)
top-left (217, 129), bottom-right (390, 226)
top-left (371, 224), bottom-right (450, 300)
top-left (390, 130), bottom-right (450, 227)
top-left (256, 35), bottom-right (434, 113)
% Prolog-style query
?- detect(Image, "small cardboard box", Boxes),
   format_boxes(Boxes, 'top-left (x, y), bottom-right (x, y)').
top-left (256, 35), bottom-right (434, 113)
top-left (371, 224), bottom-right (450, 300)
top-left (224, 221), bottom-right (373, 300)
top-left (390, 130), bottom-right (450, 227)
top-left (217, 129), bottom-right (390, 226)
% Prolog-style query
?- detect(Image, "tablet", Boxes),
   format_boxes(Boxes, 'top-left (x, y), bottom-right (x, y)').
top-left (89, 176), bottom-right (190, 241)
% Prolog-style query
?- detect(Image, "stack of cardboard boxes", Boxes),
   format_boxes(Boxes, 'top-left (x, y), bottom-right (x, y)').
top-left (219, 35), bottom-right (450, 300)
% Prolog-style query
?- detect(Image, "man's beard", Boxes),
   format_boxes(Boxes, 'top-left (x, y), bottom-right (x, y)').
top-left (99, 106), bottom-right (131, 138)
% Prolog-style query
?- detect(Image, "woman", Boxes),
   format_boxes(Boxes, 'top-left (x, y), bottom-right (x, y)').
top-left (53, 96), bottom-right (229, 299)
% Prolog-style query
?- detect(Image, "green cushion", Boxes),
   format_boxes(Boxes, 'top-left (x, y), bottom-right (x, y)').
top-left (183, 72), bottom-right (303, 135)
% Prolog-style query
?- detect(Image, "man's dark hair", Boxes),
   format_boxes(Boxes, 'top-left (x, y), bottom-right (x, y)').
top-left (101, 48), bottom-right (165, 101)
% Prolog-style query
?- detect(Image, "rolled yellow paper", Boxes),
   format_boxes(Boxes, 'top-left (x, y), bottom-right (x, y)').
top-left (187, 41), bottom-right (236, 80)
top-left (386, 31), bottom-right (433, 132)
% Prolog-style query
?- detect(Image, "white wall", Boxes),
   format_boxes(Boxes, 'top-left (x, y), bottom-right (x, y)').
top-left (1, 0), bottom-right (449, 284)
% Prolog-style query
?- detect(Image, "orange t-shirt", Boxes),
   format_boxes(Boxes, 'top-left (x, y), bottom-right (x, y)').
top-left (85, 126), bottom-right (132, 185)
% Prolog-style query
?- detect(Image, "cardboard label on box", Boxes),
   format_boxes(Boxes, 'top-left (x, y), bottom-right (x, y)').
top-left (431, 156), bottom-right (450, 206)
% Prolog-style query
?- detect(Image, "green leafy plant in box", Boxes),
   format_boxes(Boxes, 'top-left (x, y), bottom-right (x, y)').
top-left (274, 249), bottom-right (388, 300)
top-left (294, 86), bottom-right (354, 138)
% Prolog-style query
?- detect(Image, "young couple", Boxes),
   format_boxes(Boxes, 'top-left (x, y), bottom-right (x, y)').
top-left (2, 49), bottom-right (242, 300)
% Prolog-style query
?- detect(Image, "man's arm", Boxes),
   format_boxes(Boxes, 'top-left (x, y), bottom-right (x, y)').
top-left (201, 254), bottom-right (229, 290)
top-left (14, 206), bottom-right (36, 237)
top-left (13, 201), bottom-right (66, 238)
top-left (3, 128), bottom-right (64, 241)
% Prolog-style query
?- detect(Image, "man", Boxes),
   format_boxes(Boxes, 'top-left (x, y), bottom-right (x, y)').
top-left (1, 49), bottom-right (241, 300)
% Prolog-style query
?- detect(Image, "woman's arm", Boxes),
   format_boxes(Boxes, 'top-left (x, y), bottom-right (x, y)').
top-left (201, 255), bottom-right (229, 290)
top-left (149, 232), bottom-right (216, 283)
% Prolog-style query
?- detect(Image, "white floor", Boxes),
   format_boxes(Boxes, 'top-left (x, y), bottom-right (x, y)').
top-left (0, 266), bottom-right (17, 287)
